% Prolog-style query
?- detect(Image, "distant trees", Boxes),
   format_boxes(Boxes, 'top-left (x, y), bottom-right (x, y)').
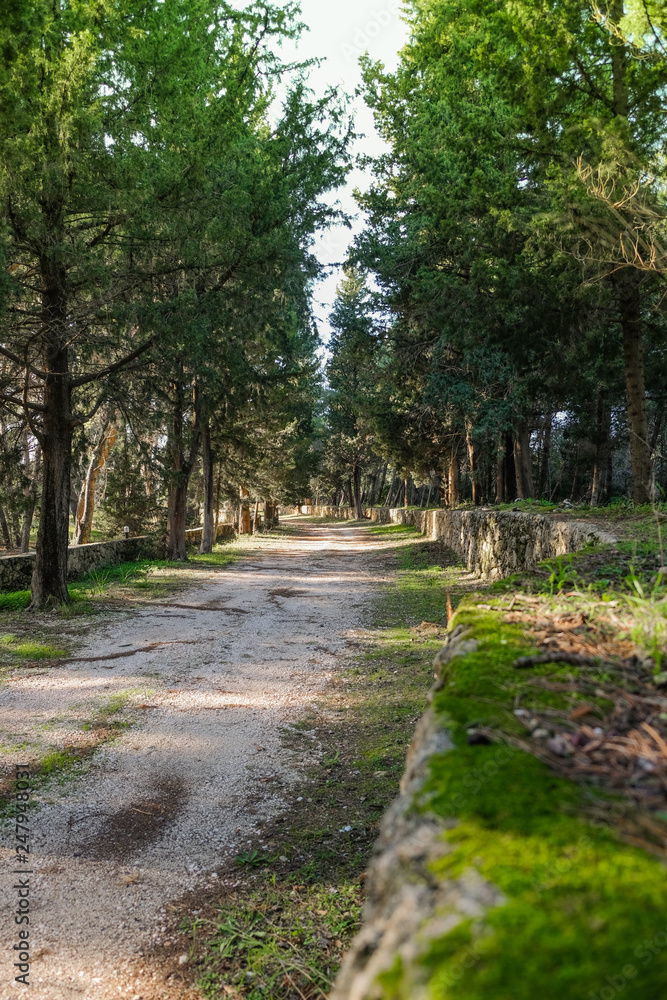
top-left (322, 270), bottom-right (379, 518)
top-left (336, 0), bottom-right (667, 506)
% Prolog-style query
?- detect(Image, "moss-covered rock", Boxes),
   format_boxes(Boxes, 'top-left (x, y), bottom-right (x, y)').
top-left (332, 601), bottom-right (667, 1000)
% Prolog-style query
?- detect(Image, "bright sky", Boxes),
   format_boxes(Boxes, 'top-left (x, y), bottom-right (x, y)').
top-left (278, 2), bottom-right (407, 342)
top-left (252, 1), bottom-right (408, 343)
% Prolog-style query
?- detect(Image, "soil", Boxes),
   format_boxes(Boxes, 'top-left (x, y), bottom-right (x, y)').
top-left (0, 521), bottom-right (398, 999)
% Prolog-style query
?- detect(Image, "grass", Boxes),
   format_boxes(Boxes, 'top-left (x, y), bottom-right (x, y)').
top-left (0, 590), bottom-right (31, 611)
top-left (0, 634), bottom-right (66, 660)
top-left (369, 523), bottom-right (420, 536)
top-left (0, 539), bottom-right (242, 625)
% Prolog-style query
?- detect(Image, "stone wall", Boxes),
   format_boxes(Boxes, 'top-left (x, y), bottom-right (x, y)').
top-left (327, 509), bottom-right (620, 999)
top-left (307, 505), bottom-right (615, 579)
top-left (0, 522), bottom-right (236, 593)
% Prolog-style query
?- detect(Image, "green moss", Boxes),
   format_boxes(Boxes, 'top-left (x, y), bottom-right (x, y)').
top-left (382, 601), bottom-right (667, 1000)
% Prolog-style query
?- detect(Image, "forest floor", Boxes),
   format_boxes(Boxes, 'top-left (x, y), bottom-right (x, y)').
top-left (0, 519), bottom-right (471, 1000)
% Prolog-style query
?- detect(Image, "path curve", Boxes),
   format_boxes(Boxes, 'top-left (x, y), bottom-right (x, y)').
top-left (1, 521), bottom-right (388, 999)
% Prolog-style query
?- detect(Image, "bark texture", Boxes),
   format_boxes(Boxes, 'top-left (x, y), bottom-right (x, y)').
top-left (74, 425), bottom-right (116, 546)
top-left (199, 421), bottom-right (215, 554)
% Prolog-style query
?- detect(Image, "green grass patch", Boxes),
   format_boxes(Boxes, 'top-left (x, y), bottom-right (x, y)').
top-left (196, 881), bottom-right (363, 999)
top-left (0, 634), bottom-right (65, 659)
top-left (369, 523), bottom-right (420, 535)
top-left (0, 590), bottom-right (31, 611)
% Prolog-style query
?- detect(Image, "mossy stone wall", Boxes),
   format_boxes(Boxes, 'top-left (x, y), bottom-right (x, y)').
top-left (0, 523), bottom-right (235, 592)
top-left (308, 506), bottom-right (615, 578)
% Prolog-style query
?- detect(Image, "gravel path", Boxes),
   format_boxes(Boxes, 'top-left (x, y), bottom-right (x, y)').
top-left (0, 520), bottom-right (389, 999)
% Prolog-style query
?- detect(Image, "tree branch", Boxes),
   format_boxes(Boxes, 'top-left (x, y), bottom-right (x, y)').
top-left (0, 344), bottom-right (48, 379)
top-left (70, 338), bottom-right (153, 388)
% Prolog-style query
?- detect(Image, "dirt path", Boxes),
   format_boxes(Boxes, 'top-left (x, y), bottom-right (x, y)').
top-left (0, 520), bottom-right (393, 999)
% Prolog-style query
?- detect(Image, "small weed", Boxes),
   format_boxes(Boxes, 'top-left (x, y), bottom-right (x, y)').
top-left (85, 569), bottom-right (110, 596)
top-left (97, 693), bottom-right (128, 717)
top-left (236, 849), bottom-right (269, 868)
top-left (543, 555), bottom-right (581, 595)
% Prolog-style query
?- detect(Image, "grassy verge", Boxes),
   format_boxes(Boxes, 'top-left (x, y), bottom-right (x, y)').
top-left (366, 520), bottom-right (667, 1000)
top-left (151, 526), bottom-right (462, 999)
top-left (0, 539), bottom-right (244, 666)
top-left (0, 538), bottom-right (243, 615)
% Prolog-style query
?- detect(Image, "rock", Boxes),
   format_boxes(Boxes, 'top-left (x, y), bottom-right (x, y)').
top-left (329, 710), bottom-right (503, 1000)
top-left (178, 954), bottom-right (189, 966)
top-left (466, 730), bottom-right (492, 746)
top-left (532, 728), bottom-right (550, 739)
top-left (547, 735), bottom-right (572, 757)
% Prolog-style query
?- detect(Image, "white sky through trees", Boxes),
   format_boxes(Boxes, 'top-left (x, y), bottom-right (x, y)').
top-left (236, 1), bottom-right (408, 343)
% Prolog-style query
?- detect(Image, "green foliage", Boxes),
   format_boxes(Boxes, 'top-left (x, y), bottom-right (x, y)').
top-left (0, 590), bottom-right (31, 611)
top-left (347, 0), bottom-right (667, 504)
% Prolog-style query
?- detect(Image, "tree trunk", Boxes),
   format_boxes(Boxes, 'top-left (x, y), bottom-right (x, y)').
top-left (607, 5), bottom-right (651, 502)
top-left (166, 382), bottom-right (201, 560)
top-left (252, 498), bottom-right (260, 534)
top-left (0, 503), bottom-right (11, 550)
top-left (466, 426), bottom-right (481, 505)
top-left (448, 442), bottom-right (461, 507)
top-left (376, 463), bottom-right (388, 507)
top-left (513, 424), bottom-right (534, 499)
top-left (264, 500), bottom-right (276, 529)
top-left (74, 423), bottom-right (116, 546)
top-left (590, 396), bottom-right (612, 507)
top-left (20, 441), bottom-right (41, 553)
top-left (613, 270), bottom-right (651, 502)
top-left (214, 464), bottom-right (222, 535)
top-left (31, 331), bottom-right (72, 607)
top-left (346, 477), bottom-right (353, 509)
top-left (353, 463), bottom-right (363, 519)
top-left (238, 487), bottom-right (250, 535)
top-left (537, 415), bottom-right (552, 499)
top-left (504, 432), bottom-right (517, 500)
top-left (385, 470), bottom-right (397, 507)
top-left (167, 480), bottom-right (189, 560)
top-left (496, 435), bottom-right (506, 503)
top-left (199, 420), bottom-right (215, 554)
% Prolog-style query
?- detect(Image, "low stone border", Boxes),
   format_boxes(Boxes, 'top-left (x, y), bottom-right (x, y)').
top-left (0, 523), bottom-right (236, 593)
top-left (305, 505), bottom-right (615, 579)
